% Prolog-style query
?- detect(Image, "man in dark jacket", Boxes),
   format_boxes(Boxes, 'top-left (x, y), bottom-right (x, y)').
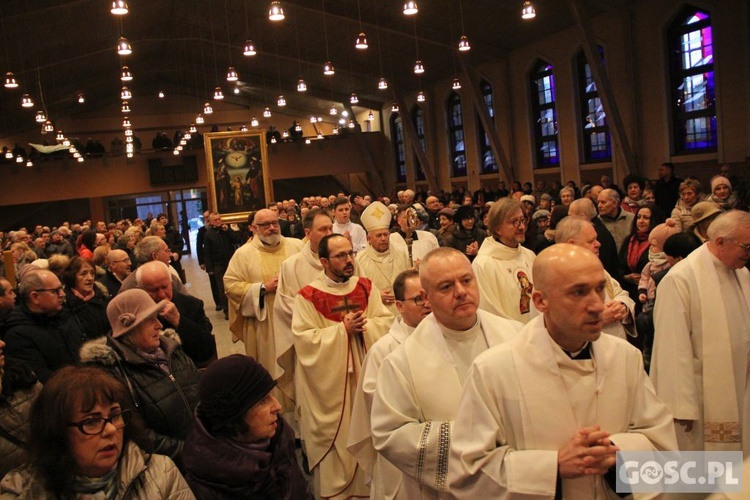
top-left (136, 261), bottom-right (216, 368)
top-left (4, 270), bottom-right (86, 382)
top-left (196, 210), bottom-right (222, 311)
top-left (44, 230), bottom-right (75, 258)
top-left (203, 212), bottom-right (240, 319)
top-left (97, 249), bottom-right (132, 297)
top-left (568, 198), bottom-right (622, 283)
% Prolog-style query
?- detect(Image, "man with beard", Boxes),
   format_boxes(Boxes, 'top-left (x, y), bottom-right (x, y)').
top-left (292, 234), bottom-right (392, 499)
top-left (224, 209), bottom-right (304, 387)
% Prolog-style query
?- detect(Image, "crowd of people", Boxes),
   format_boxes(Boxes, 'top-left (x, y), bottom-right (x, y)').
top-left (0, 161), bottom-right (748, 498)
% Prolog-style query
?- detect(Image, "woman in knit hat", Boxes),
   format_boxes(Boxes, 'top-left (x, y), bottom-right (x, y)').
top-left (706, 175), bottom-right (737, 210)
top-left (79, 288), bottom-right (200, 462)
top-left (442, 205), bottom-right (487, 262)
top-left (182, 355), bottom-right (312, 499)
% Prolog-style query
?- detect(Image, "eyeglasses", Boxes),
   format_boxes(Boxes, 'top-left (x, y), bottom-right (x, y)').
top-left (508, 217), bottom-right (527, 229)
top-left (67, 409), bottom-right (131, 436)
top-left (400, 294), bottom-right (425, 307)
top-left (329, 250), bottom-right (356, 261)
top-left (731, 240), bottom-right (750, 252)
top-left (33, 286), bottom-right (64, 295)
top-left (112, 258), bottom-right (131, 264)
top-left (255, 221), bottom-right (280, 229)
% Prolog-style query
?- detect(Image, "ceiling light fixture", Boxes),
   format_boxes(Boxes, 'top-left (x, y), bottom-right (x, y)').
top-left (204, 101), bottom-right (214, 114)
top-left (403, 1), bottom-right (418, 15)
top-left (189, 124), bottom-right (197, 133)
top-left (458, 35), bottom-right (471, 52)
top-left (124, 128), bottom-right (133, 136)
top-left (4, 72), bottom-right (18, 88)
top-left (243, 40), bottom-right (257, 56)
top-left (251, 117), bottom-right (259, 127)
top-left (55, 130), bottom-right (64, 141)
top-left (355, 32), bottom-right (368, 50)
top-left (452, 77), bottom-right (462, 90)
top-left (295, 123), bottom-right (302, 132)
top-left (226, 66), bottom-right (239, 82)
top-left (268, 1), bottom-right (285, 21)
top-left (158, 90), bottom-right (165, 98)
top-left (329, 105), bottom-right (337, 115)
top-left (270, 136), bottom-right (277, 144)
top-left (78, 94), bottom-right (85, 103)
top-left (213, 87), bottom-right (224, 100)
top-left (35, 110), bottom-right (47, 123)
top-left (15, 156), bottom-right (23, 163)
top-left (282, 130), bottom-right (289, 138)
top-left (263, 107), bottom-right (271, 118)
top-left (196, 114), bottom-right (205, 124)
top-left (121, 101), bottom-right (130, 113)
top-left (277, 95), bottom-right (286, 106)
top-left (522, 1), bottom-right (536, 20)
top-left (305, 138), bottom-right (311, 144)
top-left (368, 111), bottom-right (374, 121)
top-left (233, 86), bottom-right (240, 95)
top-left (21, 94), bottom-right (33, 107)
top-left (26, 159), bottom-right (33, 167)
top-left (120, 86), bottom-right (132, 100)
top-left (378, 78), bottom-right (388, 90)
top-left (110, 1), bottom-right (129, 15)
top-left (117, 37), bottom-right (132, 55)
top-left (122, 117), bottom-right (131, 127)
top-left (323, 61), bottom-right (335, 76)
top-left (297, 79), bottom-right (307, 92)
top-left (240, 125), bottom-right (248, 132)
top-left (414, 60), bottom-right (425, 74)
top-left (43, 120), bottom-right (54, 133)
top-left (391, 102), bottom-right (399, 112)
top-left (120, 66), bottom-right (133, 81)
top-left (350, 93), bottom-right (359, 104)
top-left (417, 91), bottom-right (426, 102)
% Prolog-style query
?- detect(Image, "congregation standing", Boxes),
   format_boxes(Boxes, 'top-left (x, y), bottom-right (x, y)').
top-left (0, 162), bottom-right (748, 498)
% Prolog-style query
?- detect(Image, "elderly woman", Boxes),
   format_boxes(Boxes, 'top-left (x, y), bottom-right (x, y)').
top-left (80, 288), bottom-right (200, 461)
top-left (620, 175), bottom-right (646, 214)
top-left (0, 365), bottom-right (193, 499)
top-left (706, 175), bottom-right (737, 210)
top-left (62, 257), bottom-right (111, 340)
top-left (182, 355), bottom-right (311, 499)
top-left (670, 178), bottom-right (702, 232)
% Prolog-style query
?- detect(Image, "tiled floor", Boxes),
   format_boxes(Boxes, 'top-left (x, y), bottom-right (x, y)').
top-left (179, 252), bottom-right (245, 360)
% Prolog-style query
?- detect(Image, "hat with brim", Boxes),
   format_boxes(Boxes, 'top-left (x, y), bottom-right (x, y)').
top-left (107, 288), bottom-right (168, 339)
top-left (691, 201), bottom-right (722, 224)
top-left (520, 195), bottom-right (536, 205)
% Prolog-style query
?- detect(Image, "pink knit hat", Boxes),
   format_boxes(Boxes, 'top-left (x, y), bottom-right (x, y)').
top-left (649, 219), bottom-right (679, 251)
top-left (710, 175), bottom-right (731, 192)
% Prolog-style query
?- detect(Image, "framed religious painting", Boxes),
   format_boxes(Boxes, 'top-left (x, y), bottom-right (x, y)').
top-left (204, 130), bottom-right (272, 224)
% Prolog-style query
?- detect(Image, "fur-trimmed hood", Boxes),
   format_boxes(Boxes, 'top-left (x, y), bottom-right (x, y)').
top-left (80, 329), bottom-right (181, 366)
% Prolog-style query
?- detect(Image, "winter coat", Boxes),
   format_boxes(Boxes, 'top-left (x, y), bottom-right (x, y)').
top-left (0, 376), bottom-right (41, 478)
top-left (4, 305), bottom-right (88, 383)
top-left (182, 415), bottom-right (312, 500)
top-left (79, 331), bottom-right (200, 460)
top-left (63, 286), bottom-right (111, 341)
top-left (443, 226), bottom-right (488, 262)
top-left (0, 442), bottom-right (195, 499)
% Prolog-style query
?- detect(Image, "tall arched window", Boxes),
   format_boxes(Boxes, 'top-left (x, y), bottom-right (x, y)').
top-left (668, 7), bottom-right (716, 153)
top-left (477, 80), bottom-right (498, 174)
top-left (576, 49), bottom-right (611, 162)
top-left (411, 105), bottom-right (426, 181)
top-left (530, 61), bottom-right (559, 167)
top-left (446, 92), bottom-right (467, 177)
top-left (391, 113), bottom-right (406, 183)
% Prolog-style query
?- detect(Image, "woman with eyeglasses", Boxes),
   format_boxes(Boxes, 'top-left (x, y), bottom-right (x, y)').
top-left (79, 289), bottom-right (200, 464)
top-left (0, 365), bottom-right (194, 499)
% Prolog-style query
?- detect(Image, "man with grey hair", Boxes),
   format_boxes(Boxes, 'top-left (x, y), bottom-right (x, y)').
top-left (119, 235), bottom-right (186, 295)
top-left (4, 270), bottom-right (87, 382)
top-left (569, 198), bottom-right (620, 280)
top-left (97, 248), bottom-right (131, 296)
top-left (597, 188), bottom-right (633, 250)
top-left (651, 210), bottom-right (750, 454)
top-left (555, 217), bottom-right (635, 340)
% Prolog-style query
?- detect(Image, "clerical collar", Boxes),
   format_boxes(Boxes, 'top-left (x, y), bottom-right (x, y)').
top-left (492, 236), bottom-right (518, 249)
top-left (437, 314), bottom-right (481, 341)
top-left (563, 342), bottom-right (591, 360)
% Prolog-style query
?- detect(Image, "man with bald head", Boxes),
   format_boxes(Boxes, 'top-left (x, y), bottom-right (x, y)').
top-left (568, 197), bottom-right (620, 280)
top-left (371, 248), bottom-right (523, 498)
top-left (97, 248), bottom-right (131, 296)
top-left (451, 244), bottom-right (676, 498)
top-left (136, 261), bottom-right (216, 367)
top-left (224, 208), bottom-right (304, 397)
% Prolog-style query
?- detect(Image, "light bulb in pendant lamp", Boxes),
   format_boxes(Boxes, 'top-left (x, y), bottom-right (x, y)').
top-left (55, 130), bottom-right (64, 142)
top-left (323, 61), bottom-right (335, 76)
top-left (213, 87), bottom-right (224, 100)
top-left (125, 136), bottom-right (133, 143)
top-left (125, 143), bottom-right (133, 152)
top-left (173, 149), bottom-right (180, 155)
top-left (117, 37), bottom-right (132, 55)
top-left (189, 123), bottom-right (197, 133)
top-left (15, 155), bottom-right (23, 163)
top-left (458, 35), bottom-right (471, 52)
top-left (403, 1), bottom-right (418, 16)
top-left (297, 79), bottom-right (307, 92)
top-left (196, 114), bottom-right (205, 124)
top-left (521, 1), bottom-right (536, 20)
top-left (62, 138), bottom-right (71, 147)
top-left (122, 117), bottom-right (131, 127)
top-left (21, 94), bottom-right (33, 108)
top-left (414, 60), bottom-right (425, 74)
top-left (367, 111), bottom-right (374, 121)
top-left (233, 86), bottom-right (240, 95)
top-left (329, 105), bottom-right (337, 116)
top-left (35, 110), bottom-right (47, 122)
top-left (270, 136), bottom-right (277, 144)
top-left (4, 72), bottom-right (18, 88)
top-left (120, 66), bottom-right (133, 81)
top-left (378, 78), bottom-right (388, 90)
top-left (110, 1), bottom-right (128, 16)
top-left (263, 107), bottom-right (272, 118)
top-left (391, 102), bottom-right (399, 112)
top-left (176, 145), bottom-right (183, 151)
top-left (204, 102), bottom-right (213, 114)
top-left (240, 125), bottom-right (248, 132)
top-left (121, 101), bottom-right (130, 113)
top-left (251, 117), bottom-right (259, 127)
top-left (350, 93), bottom-right (359, 104)
top-left (4, 150), bottom-right (12, 159)
top-left (182, 134), bottom-right (190, 141)
top-left (226, 66), bottom-right (239, 82)
top-left (317, 132), bottom-right (323, 140)
top-left (78, 93), bottom-right (85, 103)
top-left (348, 120), bottom-right (355, 129)
top-left (78, 156), bottom-right (85, 162)
top-left (295, 123), bottom-right (302, 132)
top-left (268, 1), bottom-right (285, 21)
top-left (26, 159), bottom-right (33, 168)
top-left (355, 32), bottom-right (368, 50)
top-left (121, 86), bottom-right (132, 100)
top-left (158, 90), bottom-right (165, 98)
top-left (282, 130), bottom-right (289, 138)
top-left (310, 116), bottom-right (318, 123)
top-left (126, 152), bottom-right (133, 158)
top-left (124, 128), bottom-right (133, 137)
top-left (452, 77), bottom-right (462, 90)
top-left (243, 40), bottom-right (257, 56)
top-left (305, 138), bottom-right (311, 144)
top-left (417, 91), bottom-right (426, 102)
top-left (43, 120), bottom-right (54, 133)
top-left (277, 95), bottom-right (286, 107)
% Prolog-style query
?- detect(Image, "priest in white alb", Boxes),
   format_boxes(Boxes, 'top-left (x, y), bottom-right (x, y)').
top-left (450, 244), bottom-right (677, 498)
top-left (347, 269), bottom-right (431, 499)
top-left (356, 201), bottom-right (410, 316)
top-left (223, 208), bottom-right (303, 409)
top-left (370, 248), bottom-right (523, 498)
top-left (472, 198), bottom-right (536, 324)
top-left (651, 210), bottom-right (750, 455)
top-left (293, 234), bottom-right (393, 499)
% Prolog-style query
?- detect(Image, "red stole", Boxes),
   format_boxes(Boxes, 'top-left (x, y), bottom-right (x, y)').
top-left (299, 277), bottom-right (373, 323)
